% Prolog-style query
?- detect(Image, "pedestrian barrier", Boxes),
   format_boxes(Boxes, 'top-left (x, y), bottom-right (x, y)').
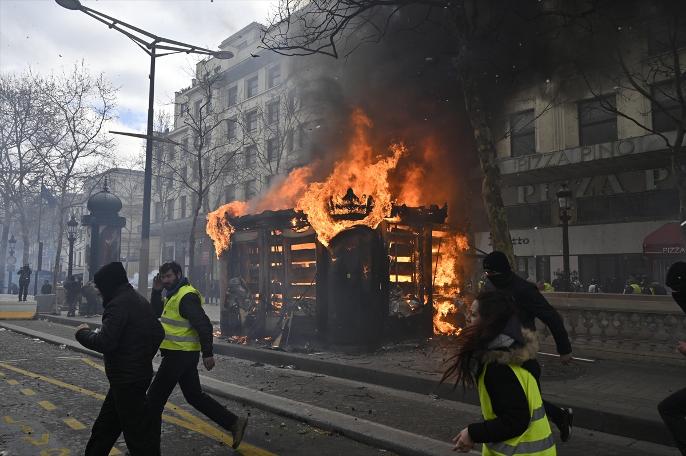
top-left (0, 294), bottom-right (37, 319)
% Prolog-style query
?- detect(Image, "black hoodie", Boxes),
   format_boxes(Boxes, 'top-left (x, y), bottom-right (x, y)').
top-left (76, 262), bottom-right (164, 385)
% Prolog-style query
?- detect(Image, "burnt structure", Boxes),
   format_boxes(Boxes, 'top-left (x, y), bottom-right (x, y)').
top-left (219, 197), bottom-right (451, 350)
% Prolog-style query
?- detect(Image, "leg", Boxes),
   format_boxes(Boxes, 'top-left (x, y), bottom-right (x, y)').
top-left (658, 387), bottom-right (686, 455)
top-left (146, 352), bottom-right (187, 442)
top-left (85, 388), bottom-right (121, 456)
top-left (178, 352), bottom-right (238, 430)
top-left (522, 359), bottom-right (568, 430)
top-left (112, 380), bottom-right (160, 456)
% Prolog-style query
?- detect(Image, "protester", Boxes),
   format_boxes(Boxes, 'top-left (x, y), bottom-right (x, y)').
top-left (658, 262), bottom-right (686, 455)
top-left (588, 279), bottom-right (601, 293)
top-left (74, 262), bottom-right (164, 456)
top-left (17, 264), bottom-right (31, 301)
top-left (482, 251), bottom-right (573, 442)
top-left (40, 280), bottom-right (52, 295)
top-left (63, 277), bottom-right (80, 317)
top-left (442, 291), bottom-right (556, 455)
top-left (147, 261), bottom-right (248, 450)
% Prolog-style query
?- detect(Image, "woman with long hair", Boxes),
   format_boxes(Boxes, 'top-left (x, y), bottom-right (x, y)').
top-left (442, 291), bottom-right (556, 455)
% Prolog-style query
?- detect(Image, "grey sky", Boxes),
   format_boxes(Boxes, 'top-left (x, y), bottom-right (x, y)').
top-left (0, 0), bottom-right (276, 162)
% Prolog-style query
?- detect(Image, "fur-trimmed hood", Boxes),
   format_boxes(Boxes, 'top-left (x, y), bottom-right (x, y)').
top-left (480, 328), bottom-right (539, 365)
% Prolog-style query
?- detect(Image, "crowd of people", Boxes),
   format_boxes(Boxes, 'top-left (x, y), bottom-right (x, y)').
top-left (533, 272), bottom-right (669, 295)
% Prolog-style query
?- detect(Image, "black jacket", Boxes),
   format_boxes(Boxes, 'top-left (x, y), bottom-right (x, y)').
top-left (468, 328), bottom-right (541, 444)
top-left (151, 278), bottom-right (214, 357)
top-left (487, 273), bottom-right (572, 355)
top-left (76, 262), bottom-right (164, 385)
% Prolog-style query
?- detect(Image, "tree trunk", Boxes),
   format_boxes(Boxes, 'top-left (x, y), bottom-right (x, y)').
top-left (460, 74), bottom-right (515, 267)
top-left (0, 202), bottom-right (10, 292)
top-left (52, 208), bottom-right (66, 292)
top-left (19, 210), bottom-right (30, 266)
top-left (187, 197), bottom-right (202, 281)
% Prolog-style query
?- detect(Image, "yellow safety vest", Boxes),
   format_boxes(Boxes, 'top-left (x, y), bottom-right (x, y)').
top-left (159, 284), bottom-right (204, 352)
top-left (478, 363), bottom-right (556, 456)
top-left (630, 283), bottom-right (642, 294)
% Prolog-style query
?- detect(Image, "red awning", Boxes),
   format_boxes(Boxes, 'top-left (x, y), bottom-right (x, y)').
top-left (643, 222), bottom-right (686, 255)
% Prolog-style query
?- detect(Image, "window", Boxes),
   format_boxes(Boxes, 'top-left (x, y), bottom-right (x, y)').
top-left (510, 109), bottom-right (535, 157)
top-left (245, 145), bottom-right (257, 167)
top-left (154, 202), bottom-right (163, 222)
top-left (224, 184), bottom-right (236, 202)
top-left (265, 174), bottom-right (275, 187)
top-left (227, 117), bottom-right (237, 140)
top-left (578, 95), bottom-right (617, 146)
top-left (244, 179), bottom-right (256, 200)
top-left (268, 65), bottom-right (281, 88)
top-left (166, 171), bottom-right (174, 189)
top-left (182, 137), bottom-right (189, 152)
top-left (179, 196), bottom-right (187, 218)
top-left (193, 162), bottom-right (199, 180)
top-left (246, 76), bottom-right (258, 98)
top-left (267, 101), bottom-right (280, 124)
top-left (245, 110), bottom-right (258, 132)
top-left (267, 137), bottom-right (279, 162)
top-left (227, 86), bottom-right (238, 107)
top-left (652, 81), bottom-right (682, 133)
top-left (194, 99), bottom-right (202, 117)
top-left (179, 102), bottom-right (188, 117)
top-left (166, 200), bottom-right (175, 221)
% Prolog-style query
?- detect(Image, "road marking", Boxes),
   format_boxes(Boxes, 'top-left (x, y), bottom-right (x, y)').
top-left (3, 415), bottom-right (33, 433)
top-left (62, 417), bottom-right (86, 430)
top-left (24, 432), bottom-right (50, 446)
top-left (21, 388), bottom-right (36, 396)
top-left (1, 361), bottom-right (276, 456)
top-left (39, 449), bottom-right (70, 455)
top-left (0, 371), bottom-right (4, 377)
top-left (7, 379), bottom-right (19, 385)
top-left (38, 400), bottom-right (57, 411)
top-left (108, 448), bottom-right (122, 455)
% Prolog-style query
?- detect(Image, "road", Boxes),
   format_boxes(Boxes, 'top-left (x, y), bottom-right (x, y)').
top-left (0, 320), bottom-right (680, 456)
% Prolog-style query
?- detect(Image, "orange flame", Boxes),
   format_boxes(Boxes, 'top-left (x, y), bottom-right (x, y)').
top-left (206, 201), bottom-right (248, 257)
top-left (295, 109), bottom-right (405, 246)
top-left (433, 299), bottom-right (461, 336)
top-left (432, 233), bottom-right (469, 335)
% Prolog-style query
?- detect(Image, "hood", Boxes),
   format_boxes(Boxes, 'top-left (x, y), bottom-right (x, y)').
top-left (481, 328), bottom-right (539, 366)
top-left (94, 262), bottom-right (130, 304)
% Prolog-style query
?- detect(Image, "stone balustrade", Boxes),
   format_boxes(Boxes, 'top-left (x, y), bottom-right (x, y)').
top-left (537, 293), bottom-right (686, 362)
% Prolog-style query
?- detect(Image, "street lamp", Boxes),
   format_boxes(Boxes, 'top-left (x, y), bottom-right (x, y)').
top-left (556, 183), bottom-right (572, 292)
top-left (66, 215), bottom-right (79, 280)
top-left (55, 0), bottom-right (233, 292)
top-left (7, 234), bottom-right (16, 294)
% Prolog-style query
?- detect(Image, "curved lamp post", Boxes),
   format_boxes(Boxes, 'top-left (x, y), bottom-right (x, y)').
top-left (55, 0), bottom-right (233, 292)
top-left (556, 183), bottom-right (572, 292)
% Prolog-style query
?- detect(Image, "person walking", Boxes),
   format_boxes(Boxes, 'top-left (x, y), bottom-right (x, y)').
top-left (443, 291), bottom-right (556, 455)
top-left (482, 251), bottom-right (573, 442)
top-left (74, 262), bottom-right (164, 456)
top-left (147, 261), bottom-right (248, 450)
top-left (17, 264), bottom-right (31, 301)
top-left (41, 280), bottom-right (52, 295)
top-left (658, 261), bottom-right (686, 455)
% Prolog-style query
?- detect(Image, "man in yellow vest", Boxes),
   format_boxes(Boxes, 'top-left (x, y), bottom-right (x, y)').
top-left (147, 261), bottom-right (248, 450)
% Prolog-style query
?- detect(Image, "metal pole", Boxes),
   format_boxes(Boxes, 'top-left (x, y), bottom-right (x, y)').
top-left (562, 210), bottom-right (570, 292)
top-left (138, 43), bottom-right (156, 294)
top-left (67, 237), bottom-right (75, 280)
top-left (34, 179), bottom-right (44, 296)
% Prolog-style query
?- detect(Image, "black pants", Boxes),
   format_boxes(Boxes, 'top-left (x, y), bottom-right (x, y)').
top-left (18, 281), bottom-right (29, 301)
top-left (85, 379), bottom-right (159, 456)
top-left (522, 359), bottom-right (566, 429)
top-left (658, 387), bottom-right (686, 455)
top-left (147, 350), bottom-right (238, 442)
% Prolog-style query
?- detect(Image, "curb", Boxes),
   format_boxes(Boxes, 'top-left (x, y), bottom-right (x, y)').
top-left (34, 314), bottom-right (674, 446)
top-left (0, 320), bottom-right (465, 456)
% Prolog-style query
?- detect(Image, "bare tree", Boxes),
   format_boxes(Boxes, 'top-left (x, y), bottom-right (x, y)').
top-left (168, 60), bottom-right (240, 279)
top-left (40, 63), bottom-right (117, 288)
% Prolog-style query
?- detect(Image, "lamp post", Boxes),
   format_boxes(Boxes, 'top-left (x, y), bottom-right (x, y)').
top-left (66, 215), bottom-right (79, 280)
top-left (7, 234), bottom-right (16, 294)
top-left (556, 183), bottom-right (572, 292)
top-left (55, 0), bottom-right (233, 292)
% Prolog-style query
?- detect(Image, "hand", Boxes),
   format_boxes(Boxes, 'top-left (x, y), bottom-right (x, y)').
top-left (560, 353), bottom-right (573, 365)
top-left (202, 356), bottom-right (215, 371)
top-left (677, 341), bottom-right (686, 357)
top-left (75, 323), bottom-right (90, 334)
top-left (451, 428), bottom-right (474, 452)
top-left (152, 274), bottom-right (163, 291)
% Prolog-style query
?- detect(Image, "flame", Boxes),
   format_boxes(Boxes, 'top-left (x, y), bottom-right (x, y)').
top-left (206, 201), bottom-right (248, 257)
top-left (433, 233), bottom-right (469, 291)
top-left (295, 109), bottom-right (405, 246)
top-left (433, 299), bottom-right (461, 336)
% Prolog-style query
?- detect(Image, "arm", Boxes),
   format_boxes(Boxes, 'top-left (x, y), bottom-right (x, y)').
top-left (179, 293), bottom-right (214, 357)
top-left (523, 286), bottom-right (572, 355)
top-left (150, 290), bottom-right (164, 318)
top-left (672, 291), bottom-right (686, 315)
top-left (75, 299), bottom-right (128, 353)
top-left (468, 364), bottom-right (530, 443)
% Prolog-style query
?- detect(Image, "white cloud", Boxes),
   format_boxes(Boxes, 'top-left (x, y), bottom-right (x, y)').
top-left (0, 0), bottom-right (276, 161)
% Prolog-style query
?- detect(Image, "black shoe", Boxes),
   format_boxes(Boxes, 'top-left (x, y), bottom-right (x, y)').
top-left (230, 417), bottom-right (248, 449)
top-left (559, 408), bottom-right (573, 442)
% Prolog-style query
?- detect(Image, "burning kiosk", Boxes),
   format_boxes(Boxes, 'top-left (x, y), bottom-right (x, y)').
top-left (213, 191), bottom-right (463, 350)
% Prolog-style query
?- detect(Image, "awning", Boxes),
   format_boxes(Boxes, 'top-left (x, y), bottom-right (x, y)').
top-left (643, 222), bottom-right (686, 255)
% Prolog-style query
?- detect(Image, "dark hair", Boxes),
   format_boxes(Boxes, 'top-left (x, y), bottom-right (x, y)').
top-left (159, 261), bottom-right (183, 276)
top-left (440, 290), bottom-right (515, 389)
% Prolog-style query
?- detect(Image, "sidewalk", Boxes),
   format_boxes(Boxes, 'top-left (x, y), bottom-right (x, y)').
top-left (37, 312), bottom-right (683, 446)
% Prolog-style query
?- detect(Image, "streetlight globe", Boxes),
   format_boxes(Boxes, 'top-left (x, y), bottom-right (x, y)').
top-left (213, 50), bottom-right (234, 60)
top-left (55, 0), bottom-right (83, 10)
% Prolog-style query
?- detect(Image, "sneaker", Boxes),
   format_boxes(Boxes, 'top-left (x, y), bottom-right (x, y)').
top-left (559, 408), bottom-right (573, 442)
top-left (230, 417), bottom-right (248, 449)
